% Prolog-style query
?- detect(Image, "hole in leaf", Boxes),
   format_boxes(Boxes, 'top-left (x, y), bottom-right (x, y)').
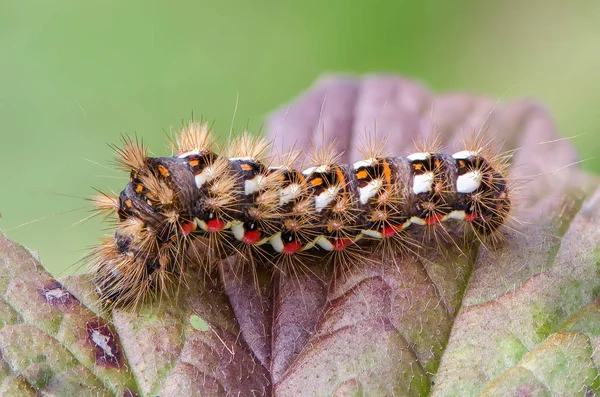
top-left (189, 314), bottom-right (209, 332)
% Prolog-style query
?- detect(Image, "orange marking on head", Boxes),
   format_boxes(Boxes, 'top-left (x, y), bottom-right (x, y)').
top-left (434, 159), bottom-right (441, 169)
top-left (135, 184), bottom-right (143, 193)
top-left (125, 199), bottom-right (132, 207)
top-left (189, 159), bottom-right (200, 167)
top-left (241, 163), bottom-right (253, 171)
top-left (413, 163), bottom-right (423, 171)
top-left (158, 165), bottom-right (170, 177)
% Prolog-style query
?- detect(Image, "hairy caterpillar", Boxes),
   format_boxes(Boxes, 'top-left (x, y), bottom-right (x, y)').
top-left (91, 121), bottom-right (510, 308)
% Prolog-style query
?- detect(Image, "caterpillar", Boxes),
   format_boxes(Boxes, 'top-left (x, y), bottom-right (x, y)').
top-left (90, 121), bottom-right (511, 308)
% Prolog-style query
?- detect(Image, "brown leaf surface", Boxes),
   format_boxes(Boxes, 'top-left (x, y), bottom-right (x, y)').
top-left (1, 75), bottom-right (599, 396)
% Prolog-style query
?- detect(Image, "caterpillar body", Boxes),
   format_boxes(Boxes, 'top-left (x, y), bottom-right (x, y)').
top-left (92, 122), bottom-right (510, 308)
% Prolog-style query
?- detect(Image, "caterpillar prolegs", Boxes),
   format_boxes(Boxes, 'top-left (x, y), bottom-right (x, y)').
top-left (91, 122), bottom-right (510, 308)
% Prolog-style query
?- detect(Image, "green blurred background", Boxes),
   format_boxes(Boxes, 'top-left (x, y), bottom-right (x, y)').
top-left (1, 0), bottom-right (599, 276)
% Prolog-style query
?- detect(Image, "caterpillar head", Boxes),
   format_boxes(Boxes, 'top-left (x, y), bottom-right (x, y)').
top-left (92, 140), bottom-right (200, 308)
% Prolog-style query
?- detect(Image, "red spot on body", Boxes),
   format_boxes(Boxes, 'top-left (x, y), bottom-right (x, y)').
top-left (282, 241), bottom-right (303, 255)
top-left (333, 238), bottom-right (353, 251)
top-left (181, 221), bottom-right (196, 235)
top-left (464, 212), bottom-right (477, 222)
top-left (382, 225), bottom-right (401, 238)
top-left (206, 218), bottom-right (226, 233)
top-left (242, 230), bottom-right (262, 244)
top-left (424, 213), bottom-right (444, 225)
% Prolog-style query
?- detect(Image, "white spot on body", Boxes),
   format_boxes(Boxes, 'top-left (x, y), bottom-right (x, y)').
top-left (194, 167), bottom-right (214, 189)
top-left (302, 165), bottom-right (329, 175)
top-left (410, 216), bottom-right (426, 226)
top-left (244, 175), bottom-right (263, 195)
top-left (228, 156), bottom-right (255, 162)
top-left (452, 150), bottom-right (479, 160)
top-left (269, 233), bottom-right (284, 253)
top-left (407, 152), bottom-right (430, 161)
top-left (230, 221), bottom-right (245, 241)
top-left (352, 158), bottom-right (376, 170)
top-left (412, 172), bottom-right (434, 194)
top-left (301, 240), bottom-right (316, 251)
top-left (178, 150), bottom-right (201, 158)
top-left (196, 218), bottom-right (208, 231)
top-left (279, 184), bottom-right (302, 206)
top-left (314, 187), bottom-right (338, 212)
top-left (359, 179), bottom-right (383, 205)
top-left (361, 229), bottom-right (382, 239)
top-left (444, 210), bottom-right (466, 221)
top-left (315, 236), bottom-right (333, 251)
top-left (456, 171), bottom-right (482, 193)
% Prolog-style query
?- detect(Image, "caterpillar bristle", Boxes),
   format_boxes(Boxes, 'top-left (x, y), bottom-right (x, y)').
top-left (356, 131), bottom-right (389, 161)
top-left (90, 118), bottom-right (514, 309)
top-left (271, 146), bottom-right (304, 171)
top-left (112, 135), bottom-right (148, 172)
top-left (272, 248), bottom-right (322, 284)
top-left (224, 131), bottom-right (271, 162)
top-left (412, 132), bottom-right (443, 158)
top-left (91, 223), bottom-right (191, 310)
top-left (89, 190), bottom-right (119, 219)
top-left (173, 121), bottom-right (215, 156)
top-left (306, 139), bottom-right (344, 173)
